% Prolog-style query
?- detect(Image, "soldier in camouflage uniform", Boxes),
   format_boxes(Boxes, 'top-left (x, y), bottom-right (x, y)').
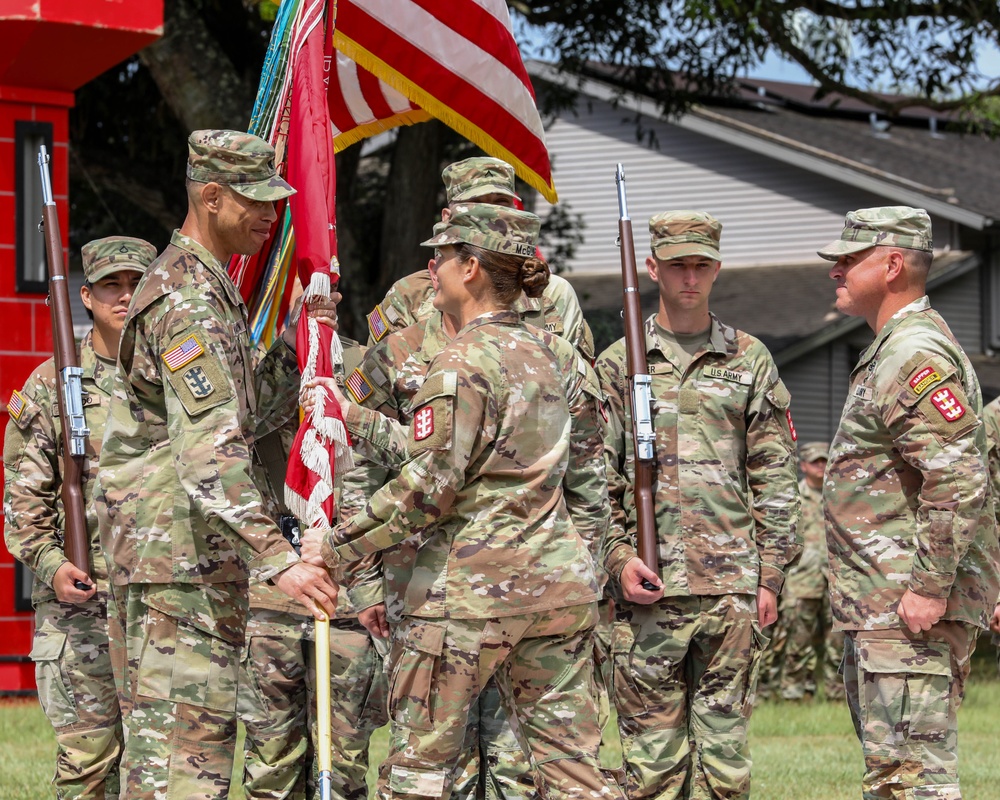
top-left (982, 397), bottom-right (1000, 677)
top-left (303, 204), bottom-right (622, 800)
top-left (597, 211), bottom-right (801, 800)
top-left (821, 207), bottom-right (1000, 800)
top-left (774, 442), bottom-right (845, 701)
top-left (364, 156), bottom-right (595, 362)
top-left (4, 236), bottom-right (155, 799)
top-left (94, 131), bottom-right (339, 800)
top-left (239, 338), bottom-right (388, 800)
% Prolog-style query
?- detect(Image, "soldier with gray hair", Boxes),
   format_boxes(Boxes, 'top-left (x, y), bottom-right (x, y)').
top-left (821, 206), bottom-right (1000, 799)
top-left (597, 210), bottom-right (801, 799)
top-left (94, 130), bottom-right (339, 799)
top-left (5, 236), bottom-right (155, 799)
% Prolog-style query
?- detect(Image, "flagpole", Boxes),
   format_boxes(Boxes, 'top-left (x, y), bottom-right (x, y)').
top-left (316, 615), bottom-right (333, 799)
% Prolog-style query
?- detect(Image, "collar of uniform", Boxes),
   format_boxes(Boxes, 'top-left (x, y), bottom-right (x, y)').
top-left (79, 329), bottom-right (98, 381)
top-left (456, 308), bottom-right (520, 338)
top-left (644, 312), bottom-right (729, 360)
top-left (798, 477), bottom-right (822, 501)
top-left (169, 229), bottom-right (246, 313)
top-left (420, 310), bottom-right (451, 362)
top-left (855, 295), bottom-right (931, 370)
top-left (512, 290), bottom-right (543, 315)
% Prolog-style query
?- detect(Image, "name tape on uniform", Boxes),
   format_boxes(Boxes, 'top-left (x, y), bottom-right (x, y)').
top-left (706, 366), bottom-right (752, 385)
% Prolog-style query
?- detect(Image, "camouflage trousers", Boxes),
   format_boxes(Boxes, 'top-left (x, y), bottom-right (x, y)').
top-left (30, 595), bottom-right (123, 800)
top-left (378, 602), bottom-right (622, 800)
top-left (106, 582), bottom-right (243, 800)
top-left (778, 596), bottom-right (845, 701)
top-left (842, 624), bottom-right (979, 800)
top-left (237, 608), bottom-right (388, 800)
top-left (612, 593), bottom-right (767, 800)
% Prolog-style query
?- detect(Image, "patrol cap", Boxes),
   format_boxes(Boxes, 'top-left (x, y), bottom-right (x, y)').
top-left (82, 236), bottom-right (156, 283)
top-left (442, 157), bottom-right (519, 204)
top-left (650, 211), bottom-right (722, 261)
top-left (799, 441), bottom-right (829, 463)
top-left (421, 203), bottom-right (539, 258)
top-left (817, 206), bottom-right (932, 261)
top-left (186, 130), bottom-right (295, 202)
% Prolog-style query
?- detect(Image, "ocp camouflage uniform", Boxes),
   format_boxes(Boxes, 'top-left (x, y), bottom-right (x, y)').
top-left (328, 303), bottom-right (616, 800)
top-left (981, 397), bottom-right (1000, 676)
top-left (366, 270), bottom-right (595, 362)
top-left (4, 333), bottom-right (121, 800)
top-left (775, 477), bottom-right (844, 700)
top-left (599, 311), bottom-right (800, 800)
top-left (95, 219), bottom-right (305, 798)
top-left (343, 306), bottom-right (612, 797)
top-left (239, 338), bottom-right (387, 800)
top-left (826, 291), bottom-right (1000, 799)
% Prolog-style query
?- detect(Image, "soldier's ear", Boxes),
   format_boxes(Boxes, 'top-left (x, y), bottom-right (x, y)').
top-left (884, 249), bottom-right (906, 285)
top-left (200, 182), bottom-right (224, 214)
top-left (645, 255), bottom-right (659, 281)
top-left (80, 284), bottom-right (93, 312)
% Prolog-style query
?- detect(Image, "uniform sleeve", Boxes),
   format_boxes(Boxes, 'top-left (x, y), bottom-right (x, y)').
top-left (3, 377), bottom-right (68, 587)
top-left (324, 364), bottom-right (486, 567)
top-left (883, 354), bottom-right (989, 599)
top-left (252, 337), bottom-right (301, 439)
top-left (155, 305), bottom-right (298, 583)
top-left (596, 347), bottom-right (639, 581)
top-left (745, 357), bottom-right (802, 595)
top-left (562, 356), bottom-right (611, 584)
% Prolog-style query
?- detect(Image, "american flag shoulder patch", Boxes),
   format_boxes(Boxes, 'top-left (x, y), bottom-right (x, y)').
top-left (162, 335), bottom-right (205, 372)
top-left (7, 390), bottom-right (25, 420)
top-left (345, 368), bottom-right (374, 403)
top-left (367, 306), bottom-right (388, 342)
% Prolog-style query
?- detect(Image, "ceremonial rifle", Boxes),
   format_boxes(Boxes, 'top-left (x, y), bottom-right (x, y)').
top-left (615, 164), bottom-right (659, 588)
top-left (38, 145), bottom-right (91, 590)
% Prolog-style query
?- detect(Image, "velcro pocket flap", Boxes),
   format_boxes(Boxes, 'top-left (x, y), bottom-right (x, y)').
top-left (402, 620), bottom-right (446, 656)
top-left (766, 380), bottom-right (791, 410)
top-left (857, 638), bottom-right (951, 675)
top-left (29, 629), bottom-right (67, 662)
top-left (610, 621), bottom-right (636, 656)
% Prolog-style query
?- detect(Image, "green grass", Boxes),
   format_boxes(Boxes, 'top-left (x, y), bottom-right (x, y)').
top-left (4, 650), bottom-right (999, 799)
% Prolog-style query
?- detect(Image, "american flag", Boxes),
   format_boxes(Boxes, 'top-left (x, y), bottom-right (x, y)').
top-left (7, 390), bottom-right (24, 420)
top-left (331, 0), bottom-right (557, 203)
top-left (345, 368), bottom-right (373, 403)
top-left (366, 306), bottom-right (388, 342)
top-left (162, 336), bottom-right (204, 371)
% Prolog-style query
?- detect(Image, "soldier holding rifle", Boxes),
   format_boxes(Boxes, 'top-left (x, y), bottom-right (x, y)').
top-left (597, 183), bottom-right (800, 799)
top-left (4, 234), bottom-right (155, 799)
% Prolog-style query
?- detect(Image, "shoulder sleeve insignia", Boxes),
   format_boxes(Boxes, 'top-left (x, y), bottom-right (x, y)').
top-left (7, 390), bottom-right (25, 421)
top-left (182, 366), bottom-right (215, 398)
top-left (345, 368), bottom-right (374, 403)
top-left (162, 334), bottom-right (205, 372)
top-left (909, 365), bottom-right (943, 395)
top-left (929, 387), bottom-right (966, 421)
top-left (413, 406), bottom-right (435, 441)
top-left (367, 306), bottom-right (388, 342)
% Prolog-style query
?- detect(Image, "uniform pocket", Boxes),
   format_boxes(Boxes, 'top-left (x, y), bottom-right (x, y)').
top-left (610, 622), bottom-right (648, 718)
top-left (387, 620), bottom-right (446, 732)
top-left (31, 625), bottom-right (79, 728)
top-left (857, 638), bottom-right (952, 748)
top-left (136, 609), bottom-right (240, 712)
top-left (742, 620), bottom-right (771, 717)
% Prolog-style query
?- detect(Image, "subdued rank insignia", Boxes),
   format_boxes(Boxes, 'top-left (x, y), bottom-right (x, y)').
top-left (345, 368), bottom-right (374, 403)
top-left (162, 335), bottom-right (205, 372)
top-left (7, 390), bottom-right (25, 420)
top-left (367, 306), bottom-right (388, 342)
top-left (930, 387), bottom-right (965, 421)
top-left (182, 366), bottom-right (215, 398)
top-left (909, 366), bottom-right (943, 395)
top-left (414, 406), bottom-right (435, 441)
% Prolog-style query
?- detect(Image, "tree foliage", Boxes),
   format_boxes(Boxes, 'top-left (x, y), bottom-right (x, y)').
top-left (67, 0), bottom-right (1000, 340)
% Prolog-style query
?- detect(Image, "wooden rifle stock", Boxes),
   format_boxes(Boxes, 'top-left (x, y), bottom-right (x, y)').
top-left (38, 146), bottom-right (91, 587)
top-left (615, 164), bottom-right (659, 582)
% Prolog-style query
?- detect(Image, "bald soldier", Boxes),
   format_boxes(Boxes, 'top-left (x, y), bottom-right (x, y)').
top-left (4, 236), bottom-right (155, 799)
top-left (94, 130), bottom-right (339, 799)
top-left (821, 207), bottom-right (1000, 799)
top-left (365, 156), bottom-right (595, 362)
top-left (598, 211), bottom-right (800, 799)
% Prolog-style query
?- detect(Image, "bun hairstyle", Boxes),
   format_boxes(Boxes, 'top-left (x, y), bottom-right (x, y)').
top-left (519, 256), bottom-right (550, 299)
top-left (455, 244), bottom-right (550, 305)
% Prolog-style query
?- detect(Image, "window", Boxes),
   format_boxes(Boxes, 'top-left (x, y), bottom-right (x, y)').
top-left (15, 121), bottom-right (54, 294)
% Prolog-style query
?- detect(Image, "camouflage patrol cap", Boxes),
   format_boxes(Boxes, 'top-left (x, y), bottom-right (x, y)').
top-left (186, 130), bottom-right (295, 201)
top-left (799, 441), bottom-right (829, 463)
top-left (650, 211), bottom-right (722, 261)
top-left (82, 236), bottom-right (156, 282)
top-left (442, 157), bottom-right (519, 204)
top-left (817, 206), bottom-right (932, 261)
top-left (421, 203), bottom-right (539, 257)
